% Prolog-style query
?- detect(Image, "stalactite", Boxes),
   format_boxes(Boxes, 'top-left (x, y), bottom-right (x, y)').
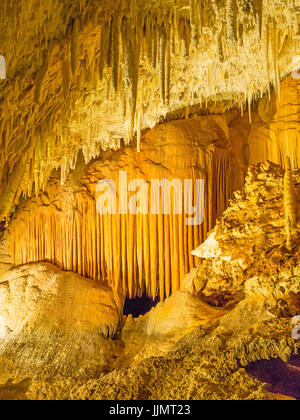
top-left (107, 18), bottom-right (113, 68)
top-left (276, 29), bottom-right (281, 101)
top-left (264, 20), bottom-right (271, 98)
top-left (284, 156), bottom-right (298, 250)
top-left (71, 17), bottom-right (79, 75)
top-left (1, 0), bottom-right (298, 236)
top-left (159, 24), bottom-right (167, 104)
top-left (270, 18), bottom-right (278, 92)
top-left (165, 27), bottom-right (171, 106)
top-left (142, 212), bottom-right (150, 295)
top-left (99, 22), bottom-right (109, 80)
top-left (184, 19), bottom-right (191, 58)
top-left (238, 22), bottom-right (244, 46)
top-left (190, 0), bottom-right (197, 43)
top-left (248, 89), bottom-right (252, 123)
top-left (137, 111), bottom-right (141, 152)
top-left (61, 59), bottom-right (71, 98)
top-left (256, 0), bottom-right (263, 40)
top-left (35, 50), bottom-right (50, 104)
top-left (198, 0), bottom-right (203, 36)
top-left (217, 31), bottom-right (224, 62)
top-left (122, 17), bottom-right (140, 139)
top-left (151, 19), bottom-right (158, 68)
top-left (136, 212), bottom-right (143, 294)
top-left (226, 0), bottom-right (238, 43)
top-left (149, 213), bottom-right (158, 298)
top-left (8, 137), bottom-right (239, 302)
top-left (112, 10), bottom-right (121, 91)
top-left (158, 211), bottom-right (164, 302)
top-left (174, 0), bottom-right (179, 33)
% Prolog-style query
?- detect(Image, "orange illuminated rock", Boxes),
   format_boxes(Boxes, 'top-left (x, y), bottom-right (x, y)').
top-left (0, 116), bottom-right (243, 300)
top-left (189, 161), bottom-right (300, 305)
top-left (0, 263), bottom-right (123, 379)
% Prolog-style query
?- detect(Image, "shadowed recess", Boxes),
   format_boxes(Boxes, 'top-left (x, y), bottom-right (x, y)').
top-left (246, 355), bottom-right (300, 400)
top-left (123, 295), bottom-right (160, 318)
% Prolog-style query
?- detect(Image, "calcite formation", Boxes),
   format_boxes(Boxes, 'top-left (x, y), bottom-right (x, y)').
top-left (1, 74), bottom-right (300, 302)
top-left (0, 1), bottom-right (299, 222)
top-left (190, 161), bottom-right (300, 304)
top-left (0, 115), bottom-right (243, 300)
top-left (0, 0), bottom-right (300, 402)
top-left (0, 157), bottom-right (299, 401)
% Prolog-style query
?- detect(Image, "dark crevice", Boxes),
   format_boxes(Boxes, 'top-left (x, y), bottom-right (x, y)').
top-left (123, 295), bottom-right (160, 318)
top-left (245, 355), bottom-right (300, 400)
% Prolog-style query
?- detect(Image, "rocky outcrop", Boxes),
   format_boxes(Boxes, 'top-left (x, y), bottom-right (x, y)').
top-left (144, 291), bottom-right (226, 336)
top-left (0, 263), bottom-right (123, 381)
top-left (189, 161), bottom-right (300, 307)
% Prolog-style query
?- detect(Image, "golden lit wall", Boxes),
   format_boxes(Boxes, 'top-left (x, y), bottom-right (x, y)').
top-left (0, 0), bottom-right (298, 222)
top-left (4, 117), bottom-right (243, 300)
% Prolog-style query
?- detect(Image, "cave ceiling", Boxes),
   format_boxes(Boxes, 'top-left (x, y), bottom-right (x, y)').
top-left (0, 0), bottom-right (299, 221)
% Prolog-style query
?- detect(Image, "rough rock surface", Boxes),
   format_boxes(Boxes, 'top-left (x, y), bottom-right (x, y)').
top-left (145, 291), bottom-right (226, 336)
top-left (189, 161), bottom-right (300, 308)
top-left (0, 263), bottom-right (123, 384)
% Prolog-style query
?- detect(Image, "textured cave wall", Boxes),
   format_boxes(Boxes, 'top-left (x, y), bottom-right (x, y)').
top-left (188, 160), bottom-right (300, 305)
top-left (226, 74), bottom-right (300, 170)
top-left (0, 0), bottom-right (299, 222)
top-left (0, 263), bottom-right (124, 380)
top-left (1, 72), bottom-right (299, 299)
top-left (0, 72), bottom-right (299, 300)
top-left (0, 115), bottom-right (243, 300)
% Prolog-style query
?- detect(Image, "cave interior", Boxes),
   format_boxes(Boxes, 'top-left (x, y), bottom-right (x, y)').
top-left (0, 0), bottom-right (300, 401)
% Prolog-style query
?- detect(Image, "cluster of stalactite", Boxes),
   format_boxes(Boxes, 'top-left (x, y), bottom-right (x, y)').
top-left (0, 0), bottom-right (298, 223)
top-left (8, 139), bottom-right (240, 300)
